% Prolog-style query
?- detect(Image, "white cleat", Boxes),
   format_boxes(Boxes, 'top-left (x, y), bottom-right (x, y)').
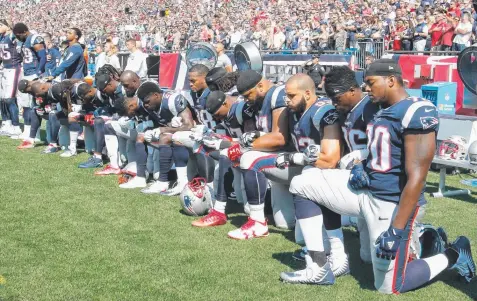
top-left (0, 125), bottom-right (11, 136)
top-left (280, 255), bottom-right (336, 285)
top-left (227, 218), bottom-right (269, 240)
top-left (328, 254), bottom-right (350, 277)
top-left (140, 181), bottom-right (169, 194)
top-left (60, 149), bottom-right (78, 158)
top-left (7, 126), bottom-right (22, 137)
top-left (119, 176), bottom-right (147, 189)
top-left (160, 181), bottom-right (187, 196)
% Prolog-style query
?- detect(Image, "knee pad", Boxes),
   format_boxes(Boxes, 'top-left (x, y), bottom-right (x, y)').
top-left (271, 182), bottom-right (295, 229)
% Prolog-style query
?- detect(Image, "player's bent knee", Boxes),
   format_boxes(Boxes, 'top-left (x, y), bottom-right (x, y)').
top-left (289, 174), bottom-right (306, 196)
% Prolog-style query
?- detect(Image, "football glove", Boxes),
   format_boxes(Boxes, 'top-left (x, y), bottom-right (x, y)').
top-left (84, 113), bottom-right (95, 126)
top-left (117, 116), bottom-right (130, 128)
top-left (375, 226), bottom-right (404, 260)
top-left (348, 162), bottom-right (370, 190)
top-left (227, 143), bottom-right (243, 163)
top-left (144, 128), bottom-right (161, 143)
top-left (303, 144), bottom-right (321, 165)
top-left (339, 149), bottom-right (370, 170)
top-left (71, 104), bottom-right (82, 113)
top-left (275, 153), bottom-right (293, 169)
top-left (35, 107), bottom-right (45, 116)
top-left (202, 135), bottom-right (223, 150)
top-left (240, 131), bottom-right (261, 147)
top-left (171, 116), bottom-right (183, 128)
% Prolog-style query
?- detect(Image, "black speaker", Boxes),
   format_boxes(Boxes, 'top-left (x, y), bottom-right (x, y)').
top-left (457, 46), bottom-right (477, 95)
top-left (125, 7), bottom-right (130, 14)
top-left (146, 55), bottom-right (160, 77)
top-left (160, 9), bottom-right (166, 17)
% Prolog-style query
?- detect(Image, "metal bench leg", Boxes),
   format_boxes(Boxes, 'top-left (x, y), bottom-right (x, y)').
top-left (431, 167), bottom-right (471, 198)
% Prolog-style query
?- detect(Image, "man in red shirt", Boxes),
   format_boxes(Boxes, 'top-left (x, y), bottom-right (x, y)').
top-left (440, 15), bottom-right (455, 52)
top-left (429, 14), bottom-right (445, 50)
top-left (448, 2), bottom-right (462, 18)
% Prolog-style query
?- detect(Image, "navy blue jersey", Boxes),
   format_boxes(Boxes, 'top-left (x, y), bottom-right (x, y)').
top-left (256, 85), bottom-right (287, 133)
top-left (342, 96), bottom-right (380, 152)
top-left (149, 90), bottom-right (187, 126)
top-left (45, 47), bottom-right (61, 77)
top-left (365, 97), bottom-right (439, 204)
top-left (53, 43), bottom-right (85, 79)
top-left (21, 34), bottom-right (46, 76)
top-left (0, 33), bottom-right (22, 68)
top-left (290, 98), bottom-right (339, 152)
top-left (219, 99), bottom-right (256, 138)
top-left (191, 88), bottom-right (217, 129)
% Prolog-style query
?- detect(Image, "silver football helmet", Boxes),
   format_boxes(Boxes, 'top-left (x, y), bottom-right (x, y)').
top-left (180, 177), bottom-right (213, 216)
top-left (468, 140), bottom-right (477, 165)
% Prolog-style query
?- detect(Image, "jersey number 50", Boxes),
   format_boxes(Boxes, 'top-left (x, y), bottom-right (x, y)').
top-left (367, 125), bottom-right (391, 172)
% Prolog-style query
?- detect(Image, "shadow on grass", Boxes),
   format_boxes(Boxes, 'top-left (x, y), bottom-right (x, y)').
top-left (425, 182), bottom-right (477, 204)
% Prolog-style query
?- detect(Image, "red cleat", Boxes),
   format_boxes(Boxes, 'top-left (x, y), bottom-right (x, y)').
top-left (94, 165), bottom-right (121, 176)
top-left (17, 140), bottom-right (34, 150)
top-left (191, 209), bottom-right (227, 227)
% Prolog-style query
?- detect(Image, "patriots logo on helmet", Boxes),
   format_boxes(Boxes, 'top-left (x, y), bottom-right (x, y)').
top-left (420, 116), bottom-right (439, 130)
top-left (324, 111), bottom-right (339, 125)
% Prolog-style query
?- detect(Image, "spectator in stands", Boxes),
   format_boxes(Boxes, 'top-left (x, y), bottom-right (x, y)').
top-left (215, 43), bottom-right (233, 72)
top-left (440, 15), bottom-right (456, 52)
top-left (42, 32), bottom-right (61, 77)
top-left (94, 44), bottom-right (106, 73)
top-left (104, 42), bottom-right (121, 71)
top-left (413, 14), bottom-right (428, 53)
top-left (429, 13), bottom-right (445, 51)
top-left (453, 12), bottom-right (473, 51)
top-left (334, 24), bottom-right (347, 51)
top-left (125, 38), bottom-right (148, 78)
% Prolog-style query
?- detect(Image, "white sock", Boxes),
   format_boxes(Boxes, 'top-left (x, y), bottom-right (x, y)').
top-left (207, 182), bottom-right (215, 200)
top-left (327, 228), bottom-right (346, 257)
top-left (4, 120), bottom-right (12, 127)
top-left (23, 125), bottom-right (31, 137)
top-left (249, 203), bottom-right (266, 223)
top-left (298, 215), bottom-right (325, 252)
top-left (105, 134), bottom-right (120, 169)
top-left (69, 131), bottom-right (79, 152)
top-left (153, 172), bottom-right (159, 181)
top-left (50, 143), bottom-right (58, 147)
top-left (423, 254), bottom-right (449, 279)
top-left (93, 153), bottom-right (102, 159)
top-left (214, 201), bottom-right (227, 214)
top-left (176, 166), bottom-right (188, 183)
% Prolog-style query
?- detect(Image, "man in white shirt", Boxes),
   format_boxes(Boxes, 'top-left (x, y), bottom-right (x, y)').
top-left (453, 12), bottom-right (473, 51)
top-left (125, 39), bottom-right (148, 78)
top-left (215, 43), bottom-right (233, 72)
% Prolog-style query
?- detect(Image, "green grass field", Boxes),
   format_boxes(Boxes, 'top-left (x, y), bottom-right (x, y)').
top-left (0, 136), bottom-right (476, 301)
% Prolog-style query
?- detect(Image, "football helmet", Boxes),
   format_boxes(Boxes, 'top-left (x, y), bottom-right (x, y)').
top-left (180, 177), bottom-right (213, 216)
top-left (468, 140), bottom-right (477, 165)
top-left (438, 135), bottom-right (467, 160)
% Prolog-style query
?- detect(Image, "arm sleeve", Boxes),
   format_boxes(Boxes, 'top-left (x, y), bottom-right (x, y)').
top-left (52, 46), bottom-right (82, 77)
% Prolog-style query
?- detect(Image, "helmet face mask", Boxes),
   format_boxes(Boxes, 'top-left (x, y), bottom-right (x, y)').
top-left (438, 136), bottom-right (467, 161)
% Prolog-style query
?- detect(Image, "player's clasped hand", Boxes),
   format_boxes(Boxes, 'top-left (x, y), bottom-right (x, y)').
top-left (144, 128), bottom-right (161, 143)
top-left (303, 144), bottom-right (320, 165)
top-left (375, 226), bottom-right (404, 260)
top-left (348, 162), bottom-right (370, 190)
top-left (275, 153), bottom-right (292, 169)
top-left (240, 131), bottom-right (260, 147)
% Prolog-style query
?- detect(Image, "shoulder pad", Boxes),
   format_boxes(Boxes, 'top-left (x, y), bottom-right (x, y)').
top-left (401, 98), bottom-right (439, 131)
top-left (313, 103), bottom-right (339, 129)
top-left (270, 85), bottom-right (286, 109)
top-left (32, 34), bottom-right (44, 45)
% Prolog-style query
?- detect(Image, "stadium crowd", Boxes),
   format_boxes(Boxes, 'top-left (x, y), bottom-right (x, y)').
top-left (3, 0), bottom-right (477, 53)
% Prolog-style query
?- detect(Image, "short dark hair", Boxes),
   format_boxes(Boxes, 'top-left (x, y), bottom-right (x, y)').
top-left (76, 82), bottom-right (93, 99)
top-left (324, 66), bottom-right (359, 97)
top-left (12, 23), bottom-right (28, 34)
top-left (70, 27), bottom-right (82, 40)
top-left (189, 64), bottom-right (209, 76)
